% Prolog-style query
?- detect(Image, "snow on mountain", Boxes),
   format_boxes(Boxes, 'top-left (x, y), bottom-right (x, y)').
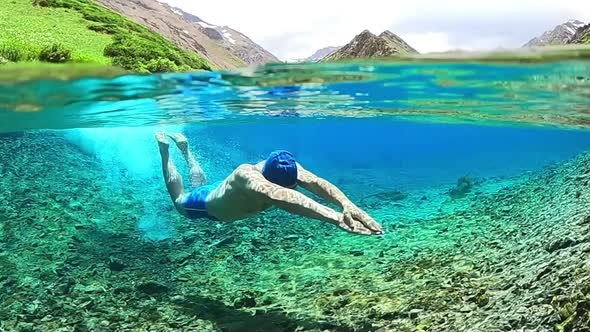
top-left (523, 19), bottom-right (585, 47)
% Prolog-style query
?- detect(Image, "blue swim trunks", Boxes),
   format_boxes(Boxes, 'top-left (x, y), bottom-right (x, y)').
top-left (181, 182), bottom-right (220, 221)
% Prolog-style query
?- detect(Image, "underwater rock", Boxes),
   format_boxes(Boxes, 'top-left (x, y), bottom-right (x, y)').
top-left (181, 232), bottom-right (199, 245)
top-left (16, 322), bottom-right (34, 332)
top-left (168, 251), bottom-right (195, 264)
top-left (360, 191), bottom-right (408, 209)
top-left (466, 289), bottom-right (491, 307)
top-left (408, 308), bottom-right (423, 319)
top-left (210, 236), bottom-right (235, 248)
top-left (68, 199), bottom-right (82, 210)
top-left (170, 295), bottom-right (186, 304)
top-left (113, 286), bottom-right (133, 295)
top-left (448, 175), bottom-right (476, 199)
top-left (0, 254), bottom-right (16, 275)
top-left (233, 291), bottom-right (258, 308)
top-left (54, 277), bottom-right (76, 295)
top-left (546, 237), bottom-right (580, 253)
top-left (107, 258), bottom-right (127, 272)
top-left (536, 266), bottom-right (554, 281)
top-left (552, 295), bottom-right (590, 332)
top-left (316, 292), bottom-right (352, 314)
top-left (137, 281), bottom-right (169, 295)
top-left (350, 250), bottom-right (364, 256)
top-left (501, 205), bottom-right (513, 213)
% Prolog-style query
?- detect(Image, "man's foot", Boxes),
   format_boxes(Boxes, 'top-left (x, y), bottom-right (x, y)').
top-left (167, 133), bottom-right (189, 153)
top-left (155, 131), bottom-right (169, 153)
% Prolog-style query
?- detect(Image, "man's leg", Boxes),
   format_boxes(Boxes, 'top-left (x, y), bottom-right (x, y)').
top-left (156, 132), bottom-right (187, 214)
top-left (167, 133), bottom-right (207, 188)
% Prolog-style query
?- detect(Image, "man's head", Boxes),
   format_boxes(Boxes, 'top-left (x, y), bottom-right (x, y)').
top-left (262, 150), bottom-right (298, 188)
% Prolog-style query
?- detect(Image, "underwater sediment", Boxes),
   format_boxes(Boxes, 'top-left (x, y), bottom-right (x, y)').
top-left (1, 132), bottom-right (590, 332)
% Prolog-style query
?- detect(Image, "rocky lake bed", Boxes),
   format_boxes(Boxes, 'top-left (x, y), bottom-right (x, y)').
top-left (1, 132), bottom-right (590, 331)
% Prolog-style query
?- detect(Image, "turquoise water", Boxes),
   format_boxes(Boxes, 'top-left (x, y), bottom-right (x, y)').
top-left (3, 53), bottom-right (590, 331)
top-left (3, 56), bottom-right (590, 131)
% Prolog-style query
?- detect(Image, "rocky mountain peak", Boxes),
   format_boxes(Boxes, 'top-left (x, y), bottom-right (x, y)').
top-left (569, 22), bottom-right (590, 44)
top-left (322, 29), bottom-right (418, 62)
top-left (523, 19), bottom-right (586, 47)
top-left (379, 30), bottom-right (418, 54)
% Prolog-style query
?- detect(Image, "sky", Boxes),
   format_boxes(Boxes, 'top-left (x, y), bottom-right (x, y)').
top-left (162, 0), bottom-right (590, 60)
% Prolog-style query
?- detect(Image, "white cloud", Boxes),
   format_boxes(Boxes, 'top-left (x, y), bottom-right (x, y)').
top-left (402, 32), bottom-right (454, 53)
top-left (162, 0), bottom-right (590, 60)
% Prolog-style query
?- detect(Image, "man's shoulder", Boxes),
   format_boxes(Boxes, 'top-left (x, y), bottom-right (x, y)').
top-left (235, 163), bottom-right (257, 172)
top-left (233, 163), bottom-right (261, 178)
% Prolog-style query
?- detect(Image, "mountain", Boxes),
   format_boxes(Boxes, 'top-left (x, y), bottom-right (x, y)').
top-left (322, 30), bottom-right (418, 62)
top-left (523, 19), bottom-right (585, 47)
top-left (306, 46), bottom-right (341, 62)
top-left (379, 30), bottom-right (418, 54)
top-left (95, 0), bottom-right (278, 69)
top-left (569, 23), bottom-right (590, 44)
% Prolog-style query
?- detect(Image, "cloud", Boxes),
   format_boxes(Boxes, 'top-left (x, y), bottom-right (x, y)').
top-left (402, 32), bottom-right (454, 53)
top-left (389, 0), bottom-right (588, 51)
top-left (162, 0), bottom-right (590, 59)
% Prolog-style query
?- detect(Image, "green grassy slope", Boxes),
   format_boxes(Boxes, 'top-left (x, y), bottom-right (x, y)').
top-left (0, 0), bottom-right (113, 64)
top-left (0, 0), bottom-right (211, 72)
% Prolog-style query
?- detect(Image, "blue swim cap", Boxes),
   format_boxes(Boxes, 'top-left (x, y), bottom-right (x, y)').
top-left (262, 150), bottom-right (298, 188)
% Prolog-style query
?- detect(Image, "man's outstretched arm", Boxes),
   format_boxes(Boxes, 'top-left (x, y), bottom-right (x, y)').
top-left (238, 166), bottom-right (378, 235)
top-left (295, 163), bottom-right (383, 234)
top-left (295, 163), bottom-right (352, 208)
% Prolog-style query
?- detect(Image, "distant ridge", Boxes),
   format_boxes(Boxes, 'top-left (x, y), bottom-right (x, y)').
top-left (306, 46), bottom-right (341, 62)
top-left (523, 19), bottom-right (585, 47)
top-left (322, 30), bottom-right (418, 62)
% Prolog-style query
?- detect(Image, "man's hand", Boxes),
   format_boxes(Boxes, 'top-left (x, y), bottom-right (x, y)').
top-left (342, 202), bottom-right (383, 235)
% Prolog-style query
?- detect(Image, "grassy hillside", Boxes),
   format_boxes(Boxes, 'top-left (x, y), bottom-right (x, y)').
top-left (0, 0), bottom-right (212, 72)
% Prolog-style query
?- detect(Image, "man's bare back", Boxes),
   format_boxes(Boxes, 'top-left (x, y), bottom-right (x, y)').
top-left (156, 132), bottom-right (383, 235)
